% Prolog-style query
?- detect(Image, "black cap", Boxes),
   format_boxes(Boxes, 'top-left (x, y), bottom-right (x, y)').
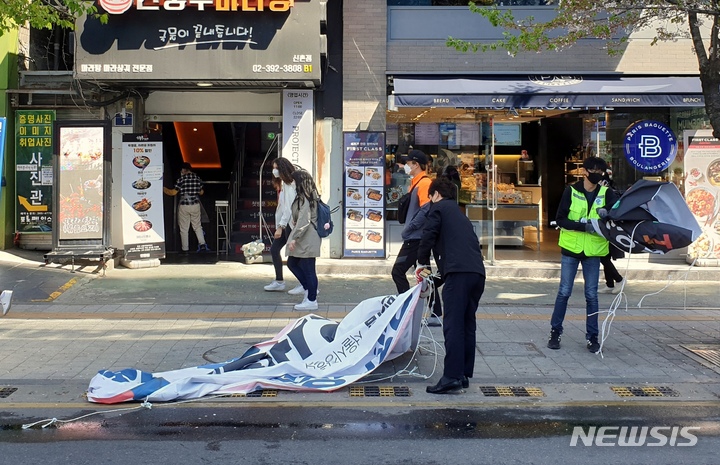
top-left (402, 149), bottom-right (428, 165)
top-left (181, 162), bottom-right (192, 170)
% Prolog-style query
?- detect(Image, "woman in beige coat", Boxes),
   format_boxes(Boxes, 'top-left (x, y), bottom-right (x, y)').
top-left (286, 170), bottom-right (321, 311)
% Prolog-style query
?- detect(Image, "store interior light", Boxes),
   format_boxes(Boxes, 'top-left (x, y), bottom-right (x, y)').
top-left (196, 82), bottom-right (213, 87)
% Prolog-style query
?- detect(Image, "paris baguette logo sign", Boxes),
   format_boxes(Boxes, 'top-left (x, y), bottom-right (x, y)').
top-left (623, 120), bottom-right (678, 174)
top-left (97, 0), bottom-right (297, 15)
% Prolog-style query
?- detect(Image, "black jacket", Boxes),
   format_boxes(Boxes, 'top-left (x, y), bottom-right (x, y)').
top-left (417, 199), bottom-right (485, 277)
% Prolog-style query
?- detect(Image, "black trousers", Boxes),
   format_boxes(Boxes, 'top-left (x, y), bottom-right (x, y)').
top-left (391, 239), bottom-right (443, 316)
top-left (441, 272), bottom-right (485, 380)
top-left (600, 253), bottom-right (623, 287)
top-left (270, 227), bottom-right (291, 281)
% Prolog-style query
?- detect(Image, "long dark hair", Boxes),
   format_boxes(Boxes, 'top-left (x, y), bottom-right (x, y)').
top-left (291, 170), bottom-right (318, 209)
top-left (273, 157), bottom-right (296, 185)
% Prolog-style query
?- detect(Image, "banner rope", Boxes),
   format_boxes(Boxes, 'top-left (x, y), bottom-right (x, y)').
top-left (595, 221), bottom-right (699, 358)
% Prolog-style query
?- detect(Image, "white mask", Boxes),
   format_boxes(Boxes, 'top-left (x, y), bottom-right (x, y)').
top-left (403, 164), bottom-right (412, 175)
top-left (272, 169), bottom-right (280, 178)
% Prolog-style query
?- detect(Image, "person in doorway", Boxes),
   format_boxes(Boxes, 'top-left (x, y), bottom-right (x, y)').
top-left (597, 168), bottom-right (625, 294)
top-left (163, 162), bottom-right (210, 253)
top-left (286, 170), bottom-right (321, 311)
top-left (547, 157), bottom-right (619, 353)
top-left (390, 150), bottom-right (443, 326)
top-left (416, 176), bottom-right (486, 394)
top-left (264, 158), bottom-right (298, 292)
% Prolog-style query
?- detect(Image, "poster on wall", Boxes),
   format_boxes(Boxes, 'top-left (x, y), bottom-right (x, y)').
top-left (282, 90), bottom-right (314, 171)
top-left (15, 110), bottom-right (54, 232)
top-left (343, 132), bottom-right (386, 258)
top-left (683, 130), bottom-right (720, 262)
top-left (56, 125), bottom-right (107, 241)
top-left (493, 123), bottom-right (522, 146)
top-left (122, 134), bottom-right (165, 260)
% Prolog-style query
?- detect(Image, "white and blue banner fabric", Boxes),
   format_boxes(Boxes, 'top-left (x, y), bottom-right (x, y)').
top-left (87, 286), bottom-right (423, 404)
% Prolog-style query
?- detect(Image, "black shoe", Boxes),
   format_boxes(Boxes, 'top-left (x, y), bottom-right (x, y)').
top-left (426, 377), bottom-right (463, 394)
top-left (547, 329), bottom-right (561, 350)
top-left (462, 376), bottom-right (469, 389)
top-left (179, 250), bottom-right (190, 255)
top-left (587, 336), bottom-right (600, 353)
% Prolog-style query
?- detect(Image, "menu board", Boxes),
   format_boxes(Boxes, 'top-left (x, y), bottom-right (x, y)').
top-left (15, 110), bottom-right (54, 232)
top-left (415, 123), bottom-right (440, 146)
top-left (457, 123), bottom-right (481, 147)
top-left (343, 132), bottom-right (386, 258)
top-left (57, 126), bottom-right (106, 240)
top-left (683, 130), bottom-right (720, 262)
top-left (494, 123), bottom-right (522, 146)
top-left (122, 134), bottom-right (165, 260)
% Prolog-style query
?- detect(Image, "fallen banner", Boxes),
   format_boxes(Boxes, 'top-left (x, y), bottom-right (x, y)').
top-left (87, 285), bottom-right (424, 403)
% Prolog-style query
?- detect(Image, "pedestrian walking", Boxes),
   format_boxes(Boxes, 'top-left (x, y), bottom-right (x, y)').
top-left (163, 162), bottom-right (210, 253)
top-left (547, 157), bottom-right (619, 353)
top-left (391, 149), bottom-right (443, 326)
top-left (416, 176), bottom-right (486, 394)
top-left (264, 157), bottom-right (298, 292)
top-left (286, 170), bottom-right (321, 311)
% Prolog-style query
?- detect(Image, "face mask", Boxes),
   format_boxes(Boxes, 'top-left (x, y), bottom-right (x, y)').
top-left (586, 172), bottom-right (603, 184)
top-left (272, 169), bottom-right (280, 178)
top-left (403, 164), bottom-right (412, 175)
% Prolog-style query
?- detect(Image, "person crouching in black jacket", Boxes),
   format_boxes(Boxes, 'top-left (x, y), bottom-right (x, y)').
top-left (416, 177), bottom-right (486, 394)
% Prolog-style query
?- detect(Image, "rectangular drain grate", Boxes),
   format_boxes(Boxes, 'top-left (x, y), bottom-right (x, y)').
top-left (0, 387), bottom-right (17, 399)
top-left (611, 386), bottom-right (679, 397)
top-left (349, 386), bottom-right (411, 397)
top-left (681, 344), bottom-right (720, 368)
top-left (479, 386), bottom-right (544, 397)
top-left (225, 389), bottom-right (278, 398)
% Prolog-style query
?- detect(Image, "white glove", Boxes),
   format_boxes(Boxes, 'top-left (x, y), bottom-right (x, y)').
top-left (415, 265), bottom-right (430, 283)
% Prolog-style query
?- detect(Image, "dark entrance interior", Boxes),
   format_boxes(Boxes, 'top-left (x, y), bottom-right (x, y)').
top-left (160, 121), bottom-right (281, 261)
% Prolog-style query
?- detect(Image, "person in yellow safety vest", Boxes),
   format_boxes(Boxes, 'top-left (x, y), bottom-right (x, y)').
top-left (547, 157), bottom-right (619, 354)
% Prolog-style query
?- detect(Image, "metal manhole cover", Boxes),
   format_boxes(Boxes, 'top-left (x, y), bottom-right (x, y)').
top-left (680, 344), bottom-right (720, 368)
top-left (0, 387), bottom-right (18, 398)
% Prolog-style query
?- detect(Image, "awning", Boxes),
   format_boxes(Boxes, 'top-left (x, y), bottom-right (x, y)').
top-left (391, 76), bottom-right (704, 108)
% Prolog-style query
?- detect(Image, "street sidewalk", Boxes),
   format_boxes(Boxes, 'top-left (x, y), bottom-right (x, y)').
top-left (0, 249), bottom-right (719, 424)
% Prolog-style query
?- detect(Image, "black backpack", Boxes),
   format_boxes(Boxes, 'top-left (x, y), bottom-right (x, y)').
top-left (397, 176), bottom-right (428, 224)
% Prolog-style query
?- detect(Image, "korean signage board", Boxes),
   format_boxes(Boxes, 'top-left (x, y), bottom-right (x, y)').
top-left (75, 0), bottom-right (322, 83)
top-left (282, 90), bottom-right (314, 171)
top-left (15, 111), bottom-right (54, 232)
top-left (343, 132), bottom-right (386, 259)
top-left (122, 133), bottom-right (166, 260)
top-left (0, 118), bottom-right (6, 204)
top-left (54, 122), bottom-right (111, 244)
top-left (683, 130), bottom-right (720, 262)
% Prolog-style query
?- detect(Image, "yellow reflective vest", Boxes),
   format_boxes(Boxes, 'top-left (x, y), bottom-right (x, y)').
top-left (558, 185), bottom-right (609, 257)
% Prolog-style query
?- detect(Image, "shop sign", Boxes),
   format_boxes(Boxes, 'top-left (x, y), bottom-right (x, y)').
top-left (623, 120), bottom-right (677, 173)
top-left (282, 90), bottom-right (314, 170)
top-left (75, 1), bottom-right (321, 82)
top-left (15, 111), bottom-right (55, 232)
top-left (342, 132), bottom-right (386, 259)
top-left (121, 133), bottom-right (166, 260)
top-left (98, 0), bottom-right (297, 15)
